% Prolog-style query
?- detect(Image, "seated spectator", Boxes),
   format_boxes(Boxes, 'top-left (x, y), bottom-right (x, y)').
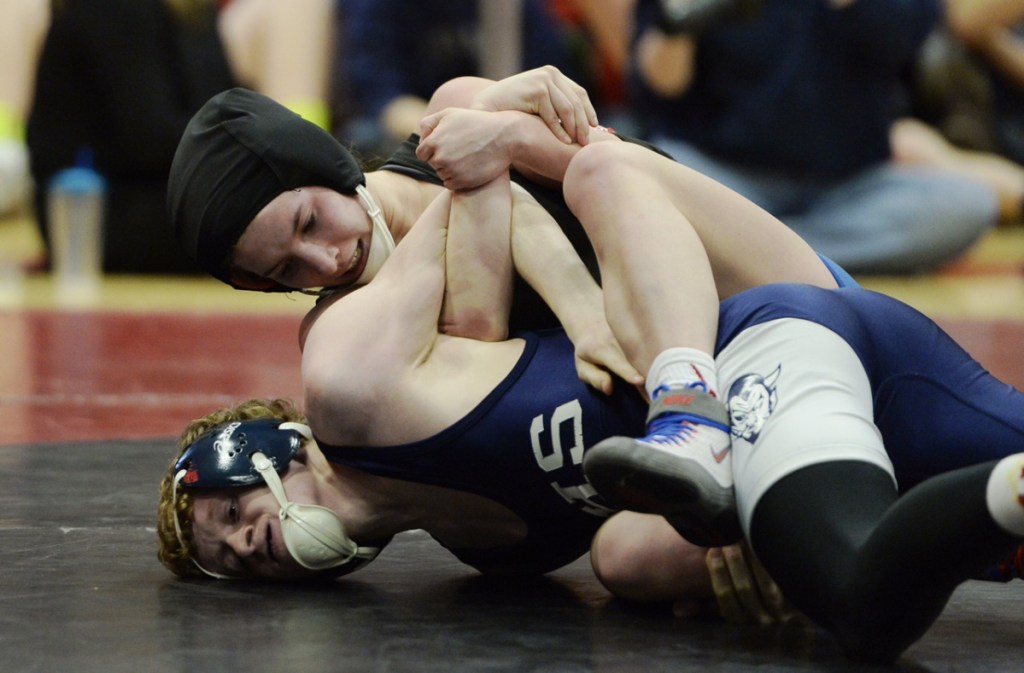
top-left (26, 0), bottom-right (333, 274)
top-left (946, 0), bottom-right (1024, 167)
top-left (630, 0), bottom-right (999, 274)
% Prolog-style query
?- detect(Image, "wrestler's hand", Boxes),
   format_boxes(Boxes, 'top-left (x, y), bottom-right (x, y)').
top-left (471, 65), bottom-right (598, 146)
top-left (418, 107), bottom-right (519, 191)
top-left (706, 542), bottom-right (802, 625)
top-left (571, 318), bottom-right (644, 396)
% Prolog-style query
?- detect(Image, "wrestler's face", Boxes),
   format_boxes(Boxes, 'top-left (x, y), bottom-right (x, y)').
top-left (189, 457), bottom-right (331, 580)
top-left (232, 186), bottom-right (372, 291)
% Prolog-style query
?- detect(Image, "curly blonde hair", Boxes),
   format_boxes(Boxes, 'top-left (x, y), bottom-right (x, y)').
top-left (156, 398), bottom-right (306, 578)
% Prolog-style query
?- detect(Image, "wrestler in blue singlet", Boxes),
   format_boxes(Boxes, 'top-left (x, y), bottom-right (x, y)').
top-left (717, 284), bottom-right (1024, 492)
top-left (320, 284), bottom-right (1023, 574)
top-left (714, 285), bottom-right (1024, 662)
top-left (319, 329), bottom-right (645, 573)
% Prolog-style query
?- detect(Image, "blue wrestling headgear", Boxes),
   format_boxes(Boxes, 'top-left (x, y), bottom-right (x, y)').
top-left (171, 419), bottom-right (382, 579)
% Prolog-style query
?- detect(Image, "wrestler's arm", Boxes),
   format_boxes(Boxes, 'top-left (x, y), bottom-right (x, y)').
top-left (300, 174), bottom-right (513, 349)
top-left (440, 161), bottom-right (634, 395)
top-left (418, 68), bottom-right (836, 299)
top-left (592, 511), bottom-right (799, 625)
top-left (417, 73), bottom-right (641, 388)
top-left (439, 172), bottom-right (513, 340)
top-left (417, 71), bottom-right (621, 191)
top-left (508, 185), bottom-right (642, 393)
top-left (301, 192), bottom-right (452, 443)
top-left (301, 175), bottom-right (516, 447)
top-left (427, 66), bottom-right (597, 146)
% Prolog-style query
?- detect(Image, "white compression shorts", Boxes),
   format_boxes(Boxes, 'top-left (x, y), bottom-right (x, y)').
top-left (716, 318), bottom-right (897, 534)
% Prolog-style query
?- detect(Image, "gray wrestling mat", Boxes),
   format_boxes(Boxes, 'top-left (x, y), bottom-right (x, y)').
top-left (1, 439), bottom-right (1020, 673)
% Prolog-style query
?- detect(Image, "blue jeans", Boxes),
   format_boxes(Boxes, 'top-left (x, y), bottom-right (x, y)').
top-left (653, 136), bottom-right (999, 274)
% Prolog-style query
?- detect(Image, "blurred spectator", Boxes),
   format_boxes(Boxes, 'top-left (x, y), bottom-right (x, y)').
top-left (336, 0), bottom-right (586, 161)
top-left (891, 116), bottom-right (1024, 223)
top-left (917, 1), bottom-right (1024, 164)
top-left (0, 0), bottom-right (48, 216)
top-left (630, 0), bottom-right (998, 274)
top-left (546, 0), bottom-right (643, 134)
top-left (26, 0), bottom-right (333, 274)
top-left (895, 0), bottom-right (1024, 224)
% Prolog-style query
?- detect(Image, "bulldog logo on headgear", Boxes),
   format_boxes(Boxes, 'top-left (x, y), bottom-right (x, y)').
top-left (212, 422), bottom-right (243, 463)
top-left (726, 365), bottom-right (781, 444)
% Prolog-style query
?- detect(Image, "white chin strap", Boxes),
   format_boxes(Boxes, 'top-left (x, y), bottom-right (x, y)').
top-left (354, 184), bottom-right (395, 285)
top-left (249, 451), bottom-right (377, 571)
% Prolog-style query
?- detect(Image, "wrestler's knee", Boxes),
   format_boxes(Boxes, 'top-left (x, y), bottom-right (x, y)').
top-left (563, 142), bottom-right (640, 213)
top-left (591, 512), bottom-right (709, 603)
top-left (752, 541), bottom-right (909, 662)
top-left (829, 570), bottom-right (937, 663)
top-left (591, 513), bottom-right (644, 596)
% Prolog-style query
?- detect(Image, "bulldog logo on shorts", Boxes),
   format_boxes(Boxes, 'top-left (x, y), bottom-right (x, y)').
top-left (726, 365), bottom-right (781, 444)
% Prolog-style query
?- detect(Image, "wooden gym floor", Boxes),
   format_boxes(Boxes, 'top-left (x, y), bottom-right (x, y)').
top-left (0, 211), bottom-right (1022, 672)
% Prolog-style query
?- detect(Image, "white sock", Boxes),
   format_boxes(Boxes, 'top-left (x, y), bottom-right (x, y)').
top-left (646, 347), bottom-right (719, 401)
top-left (985, 454), bottom-right (1024, 537)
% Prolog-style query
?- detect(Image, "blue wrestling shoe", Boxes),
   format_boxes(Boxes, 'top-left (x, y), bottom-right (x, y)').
top-left (583, 385), bottom-right (742, 547)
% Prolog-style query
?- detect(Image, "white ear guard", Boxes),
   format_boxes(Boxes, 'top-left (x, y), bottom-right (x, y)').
top-left (250, 449), bottom-right (380, 571)
top-left (171, 419), bottom-right (381, 579)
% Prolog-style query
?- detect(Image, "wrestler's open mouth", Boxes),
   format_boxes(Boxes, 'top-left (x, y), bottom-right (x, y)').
top-left (339, 240), bottom-right (365, 283)
top-left (344, 241), bottom-right (363, 273)
top-left (266, 523), bottom-right (276, 562)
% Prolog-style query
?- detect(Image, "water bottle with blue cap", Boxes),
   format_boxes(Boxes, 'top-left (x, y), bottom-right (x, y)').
top-left (47, 148), bottom-right (106, 302)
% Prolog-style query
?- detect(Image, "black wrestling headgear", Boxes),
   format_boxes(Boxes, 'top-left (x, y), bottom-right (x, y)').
top-left (167, 88), bottom-right (365, 288)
